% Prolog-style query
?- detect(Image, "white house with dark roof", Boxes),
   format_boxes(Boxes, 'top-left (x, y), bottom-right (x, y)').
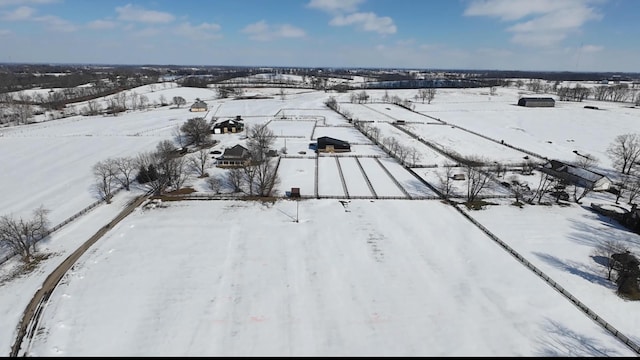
top-left (216, 144), bottom-right (251, 167)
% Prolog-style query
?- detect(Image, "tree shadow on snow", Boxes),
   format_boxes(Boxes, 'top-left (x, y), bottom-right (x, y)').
top-left (534, 317), bottom-right (630, 357)
top-left (532, 252), bottom-right (614, 290)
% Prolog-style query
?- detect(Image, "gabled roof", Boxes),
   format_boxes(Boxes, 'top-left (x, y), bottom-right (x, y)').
top-left (317, 136), bottom-right (350, 147)
top-left (519, 97), bottom-right (555, 101)
top-left (191, 100), bottom-right (207, 108)
top-left (213, 119), bottom-right (244, 128)
top-left (221, 144), bottom-right (250, 159)
top-left (542, 160), bottom-right (610, 183)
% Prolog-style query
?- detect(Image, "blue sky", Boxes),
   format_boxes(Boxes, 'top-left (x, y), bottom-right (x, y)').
top-left (0, 0), bottom-right (638, 72)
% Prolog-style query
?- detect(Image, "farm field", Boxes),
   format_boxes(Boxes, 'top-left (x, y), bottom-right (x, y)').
top-left (1, 84), bottom-right (640, 357)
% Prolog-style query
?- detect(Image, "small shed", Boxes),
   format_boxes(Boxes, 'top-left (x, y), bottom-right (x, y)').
top-left (290, 187), bottom-right (300, 198)
top-left (517, 97), bottom-right (555, 107)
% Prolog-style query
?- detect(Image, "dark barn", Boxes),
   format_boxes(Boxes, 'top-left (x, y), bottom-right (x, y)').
top-left (517, 97), bottom-right (555, 107)
top-left (316, 136), bottom-right (351, 153)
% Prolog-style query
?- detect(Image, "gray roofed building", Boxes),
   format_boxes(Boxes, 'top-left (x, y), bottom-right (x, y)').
top-left (216, 144), bottom-right (251, 167)
top-left (518, 97), bottom-right (555, 107)
top-left (539, 159), bottom-right (612, 191)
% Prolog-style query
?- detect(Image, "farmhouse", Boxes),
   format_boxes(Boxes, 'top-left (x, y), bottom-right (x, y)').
top-left (190, 99), bottom-right (208, 112)
top-left (517, 97), bottom-right (555, 107)
top-left (538, 159), bottom-right (612, 191)
top-left (216, 144), bottom-right (251, 167)
top-left (212, 118), bottom-right (244, 134)
top-left (316, 136), bottom-right (351, 153)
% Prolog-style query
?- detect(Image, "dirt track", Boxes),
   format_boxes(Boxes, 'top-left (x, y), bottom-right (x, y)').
top-left (9, 194), bottom-right (149, 357)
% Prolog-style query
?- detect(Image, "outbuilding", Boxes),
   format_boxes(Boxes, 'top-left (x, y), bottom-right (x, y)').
top-left (538, 159), bottom-right (612, 191)
top-left (517, 97), bottom-right (555, 107)
top-left (190, 100), bottom-right (208, 112)
top-left (316, 136), bottom-right (351, 153)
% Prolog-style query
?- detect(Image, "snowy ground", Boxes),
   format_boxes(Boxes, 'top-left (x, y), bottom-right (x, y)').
top-left (1, 83), bottom-right (640, 356)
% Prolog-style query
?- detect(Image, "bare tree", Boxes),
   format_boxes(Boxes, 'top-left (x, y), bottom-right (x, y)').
top-left (246, 123), bottom-right (275, 162)
top-left (206, 175), bottom-right (223, 194)
top-left (425, 88), bottom-right (436, 104)
top-left (529, 172), bottom-right (555, 204)
top-left (437, 165), bottom-right (455, 199)
top-left (324, 96), bottom-right (338, 111)
top-left (93, 159), bottom-right (117, 203)
top-left (159, 94), bottom-right (168, 106)
top-left (592, 239), bottom-right (629, 281)
top-left (607, 133), bottom-right (640, 175)
top-left (574, 152), bottom-right (599, 170)
top-left (112, 156), bottom-right (137, 191)
top-left (625, 176), bottom-right (640, 204)
top-left (84, 100), bottom-right (102, 116)
top-left (408, 147), bottom-right (422, 167)
top-left (253, 158), bottom-right (280, 196)
top-left (138, 94), bottom-right (149, 110)
top-left (381, 90), bottom-right (390, 103)
top-left (180, 117), bottom-right (211, 146)
top-left (128, 91), bottom-right (140, 110)
top-left (189, 149), bottom-right (210, 177)
top-left (172, 125), bottom-right (185, 148)
top-left (173, 96), bottom-right (186, 108)
top-left (417, 89), bottom-right (429, 103)
top-left (12, 92), bottom-right (33, 124)
top-left (164, 156), bottom-right (189, 192)
top-left (507, 175), bottom-right (526, 205)
top-left (156, 139), bottom-right (177, 161)
top-left (279, 87), bottom-right (286, 101)
top-left (0, 206), bottom-right (50, 263)
top-left (242, 164), bottom-right (258, 195)
top-left (226, 168), bottom-right (244, 193)
top-left (572, 182), bottom-right (594, 204)
top-left (466, 164), bottom-right (492, 203)
top-left (357, 91), bottom-right (369, 104)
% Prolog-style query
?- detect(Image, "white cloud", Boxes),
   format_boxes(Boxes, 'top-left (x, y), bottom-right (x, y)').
top-left (241, 20), bottom-right (306, 41)
top-left (175, 22), bottom-right (222, 40)
top-left (0, 0), bottom-right (57, 7)
top-left (87, 19), bottom-right (118, 30)
top-left (329, 12), bottom-right (396, 35)
top-left (1, 5), bottom-right (34, 20)
top-left (0, 28), bottom-right (11, 35)
top-left (581, 44), bottom-right (603, 53)
top-left (464, 0), bottom-right (603, 47)
top-left (34, 14), bottom-right (76, 32)
top-left (115, 4), bottom-right (174, 24)
top-left (306, 0), bottom-right (364, 13)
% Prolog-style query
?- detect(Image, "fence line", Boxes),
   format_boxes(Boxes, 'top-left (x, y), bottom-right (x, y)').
top-left (0, 187), bottom-right (125, 266)
top-left (451, 202), bottom-right (640, 355)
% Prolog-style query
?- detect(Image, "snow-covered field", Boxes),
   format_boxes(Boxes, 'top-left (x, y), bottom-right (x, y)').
top-left (1, 82), bottom-right (640, 356)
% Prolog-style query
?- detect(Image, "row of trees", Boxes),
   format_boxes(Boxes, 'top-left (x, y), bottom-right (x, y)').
top-left (354, 121), bottom-right (422, 166)
top-left (510, 78), bottom-right (640, 105)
